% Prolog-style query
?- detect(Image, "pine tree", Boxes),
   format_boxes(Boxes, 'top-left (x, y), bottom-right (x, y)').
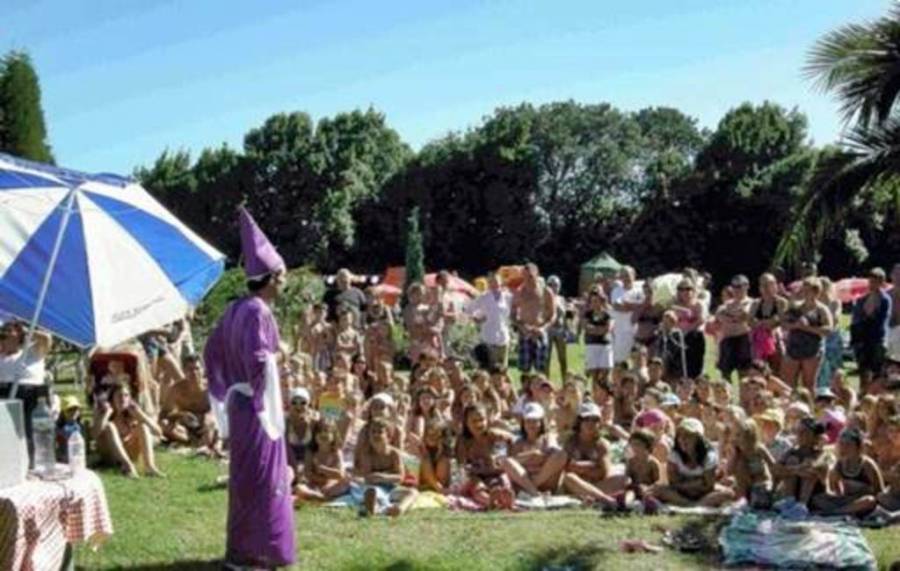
top-left (0, 51), bottom-right (54, 163)
top-left (404, 206), bottom-right (425, 294)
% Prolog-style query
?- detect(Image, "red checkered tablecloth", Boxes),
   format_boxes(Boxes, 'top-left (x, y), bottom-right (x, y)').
top-left (0, 466), bottom-right (113, 571)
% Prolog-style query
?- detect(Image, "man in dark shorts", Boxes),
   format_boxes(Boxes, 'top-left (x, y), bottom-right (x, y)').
top-left (716, 275), bottom-right (754, 381)
top-left (323, 268), bottom-right (368, 326)
top-left (851, 268), bottom-right (892, 393)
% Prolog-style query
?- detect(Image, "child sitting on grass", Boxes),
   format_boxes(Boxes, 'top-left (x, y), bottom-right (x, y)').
top-left (625, 429), bottom-right (662, 503)
top-left (813, 427), bottom-right (884, 517)
top-left (456, 404), bottom-right (516, 510)
top-left (728, 419), bottom-right (775, 509)
top-left (418, 419), bottom-right (454, 493)
top-left (561, 403), bottom-right (627, 508)
top-left (296, 419), bottom-right (351, 502)
top-left (501, 403), bottom-right (567, 499)
top-left (774, 417), bottom-right (830, 509)
top-left (357, 418), bottom-right (418, 517)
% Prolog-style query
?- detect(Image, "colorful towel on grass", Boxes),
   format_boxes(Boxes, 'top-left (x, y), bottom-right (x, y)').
top-left (719, 512), bottom-right (876, 570)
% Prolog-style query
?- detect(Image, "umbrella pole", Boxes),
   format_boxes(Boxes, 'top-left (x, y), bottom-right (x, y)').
top-left (10, 189), bottom-right (78, 400)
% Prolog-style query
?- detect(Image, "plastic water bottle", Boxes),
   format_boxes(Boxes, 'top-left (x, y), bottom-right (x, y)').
top-left (68, 429), bottom-right (86, 472)
top-left (450, 458), bottom-right (463, 490)
top-left (31, 397), bottom-right (56, 474)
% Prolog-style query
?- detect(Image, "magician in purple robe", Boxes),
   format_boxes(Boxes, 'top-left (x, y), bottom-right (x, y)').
top-left (204, 207), bottom-right (296, 568)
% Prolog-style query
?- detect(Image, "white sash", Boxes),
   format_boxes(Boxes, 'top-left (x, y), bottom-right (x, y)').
top-left (210, 353), bottom-right (285, 441)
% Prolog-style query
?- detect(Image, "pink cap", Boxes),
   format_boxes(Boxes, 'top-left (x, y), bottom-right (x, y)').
top-left (821, 408), bottom-right (847, 445)
top-left (239, 207), bottom-right (285, 279)
top-left (634, 408), bottom-right (668, 429)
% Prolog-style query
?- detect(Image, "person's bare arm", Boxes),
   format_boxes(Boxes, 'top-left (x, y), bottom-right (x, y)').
top-left (132, 405), bottom-right (163, 438)
top-left (542, 288), bottom-right (557, 328)
top-left (365, 450), bottom-right (404, 485)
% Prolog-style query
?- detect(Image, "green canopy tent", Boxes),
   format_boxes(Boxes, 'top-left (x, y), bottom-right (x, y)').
top-left (579, 252), bottom-right (623, 294)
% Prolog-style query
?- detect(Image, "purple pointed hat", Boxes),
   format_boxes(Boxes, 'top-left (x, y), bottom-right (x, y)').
top-left (239, 207), bottom-right (285, 279)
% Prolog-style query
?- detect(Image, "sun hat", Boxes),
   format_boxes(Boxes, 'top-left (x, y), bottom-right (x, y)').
top-left (815, 387), bottom-right (837, 400)
top-left (660, 393), bottom-right (682, 407)
top-left (577, 402), bottom-right (603, 419)
top-left (753, 408), bottom-right (784, 430)
top-left (522, 402), bottom-right (546, 420)
top-left (786, 402), bottom-right (812, 418)
top-left (678, 417), bottom-right (705, 437)
top-left (371, 392), bottom-right (395, 408)
top-left (61, 395), bottom-right (81, 411)
top-left (290, 387), bottom-right (311, 403)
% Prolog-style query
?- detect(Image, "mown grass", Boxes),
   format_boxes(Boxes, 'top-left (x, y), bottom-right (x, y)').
top-left (71, 338), bottom-right (900, 570)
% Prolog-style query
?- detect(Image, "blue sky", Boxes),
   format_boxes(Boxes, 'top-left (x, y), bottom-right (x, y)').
top-left (2, 0), bottom-right (890, 173)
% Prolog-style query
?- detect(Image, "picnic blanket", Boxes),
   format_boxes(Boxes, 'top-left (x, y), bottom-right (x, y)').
top-left (719, 512), bottom-right (876, 570)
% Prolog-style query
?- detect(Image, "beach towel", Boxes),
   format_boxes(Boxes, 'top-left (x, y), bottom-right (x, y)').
top-left (719, 512), bottom-right (876, 570)
top-left (514, 494), bottom-right (583, 510)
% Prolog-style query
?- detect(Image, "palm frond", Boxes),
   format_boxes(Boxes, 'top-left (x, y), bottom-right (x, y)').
top-left (805, 11), bottom-right (900, 128)
top-left (773, 120), bottom-right (900, 266)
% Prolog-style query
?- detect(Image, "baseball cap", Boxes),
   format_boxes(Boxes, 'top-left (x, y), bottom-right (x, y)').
top-left (678, 417), bottom-right (705, 437)
top-left (753, 408), bottom-right (784, 430)
top-left (660, 393), bottom-right (682, 407)
top-left (634, 408), bottom-right (668, 429)
top-left (577, 402), bottom-right (602, 419)
top-left (522, 402), bottom-right (546, 420)
top-left (731, 274), bottom-right (750, 287)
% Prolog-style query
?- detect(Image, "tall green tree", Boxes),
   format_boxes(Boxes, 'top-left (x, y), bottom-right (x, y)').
top-left (775, 5), bottom-right (900, 267)
top-left (404, 207), bottom-right (425, 290)
top-left (0, 51), bottom-right (54, 163)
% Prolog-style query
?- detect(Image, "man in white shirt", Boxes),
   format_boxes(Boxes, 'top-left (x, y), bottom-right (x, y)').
top-left (610, 266), bottom-right (644, 365)
top-left (466, 272), bottom-right (512, 371)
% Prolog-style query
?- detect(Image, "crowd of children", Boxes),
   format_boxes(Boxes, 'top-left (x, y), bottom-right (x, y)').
top-left (39, 266), bottom-right (900, 526)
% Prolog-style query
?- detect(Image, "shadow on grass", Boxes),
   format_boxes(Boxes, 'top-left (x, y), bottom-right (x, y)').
top-left (517, 543), bottom-right (612, 570)
top-left (77, 561), bottom-right (220, 571)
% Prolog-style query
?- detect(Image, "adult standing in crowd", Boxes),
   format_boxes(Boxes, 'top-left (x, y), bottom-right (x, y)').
top-left (750, 273), bottom-right (788, 372)
top-left (512, 263), bottom-right (556, 375)
top-left (546, 275), bottom-right (570, 379)
top-left (816, 278), bottom-right (844, 391)
top-left (716, 275), bottom-right (754, 381)
top-left (610, 266), bottom-right (644, 366)
top-left (671, 278), bottom-right (707, 379)
top-left (324, 268), bottom-right (368, 327)
top-left (203, 208), bottom-right (295, 569)
top-left (782, 278), bottom-right (833, 394)
top-left (887, 264), bottom-right (900, 362)
top-left (467, 273), bottom-right (513, 371)
top-left (851, 268), bottom-right (892, 394)
top-left (0, 321), bottom-right (52, 465)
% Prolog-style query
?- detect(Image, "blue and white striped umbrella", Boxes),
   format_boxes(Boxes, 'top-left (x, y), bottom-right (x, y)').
top-left (0, 153), bottom-right (225, 348)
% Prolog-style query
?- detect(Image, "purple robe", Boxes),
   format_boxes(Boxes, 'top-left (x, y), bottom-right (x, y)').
top-left (203, 295), bottom-right (296, 567)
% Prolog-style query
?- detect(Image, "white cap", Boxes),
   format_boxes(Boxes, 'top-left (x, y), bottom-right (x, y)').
top-left (371, 392), bottom-right (395, 408)
top-left (577, 402), bottom-right (602, 419)
top-left (522, 402), bottom-right (545, 420)
top-left (290, 387), bottom-right (310, 402)
top-left (678, 417), bottom-right (705, 437)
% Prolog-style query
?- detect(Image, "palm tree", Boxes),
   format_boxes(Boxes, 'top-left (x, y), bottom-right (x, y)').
top-left (774, 5), bottom-right (900, 265)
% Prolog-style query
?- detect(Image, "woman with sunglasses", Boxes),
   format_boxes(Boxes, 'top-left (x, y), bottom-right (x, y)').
top-left (671, 279), bottom-right (707, 379)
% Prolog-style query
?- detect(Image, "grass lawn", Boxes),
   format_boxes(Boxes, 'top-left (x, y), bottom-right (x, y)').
top-left (70, 338), bottom-right (900, 570)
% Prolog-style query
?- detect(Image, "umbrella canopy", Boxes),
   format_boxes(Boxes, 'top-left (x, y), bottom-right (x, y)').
top-left (579, 252), bottom-right (623, 294)
top-left (834, 278), bottom-right (872, 304)
top-left (380, 267), bottom-right (478, 298)
top-left (370, 283), bottom-right (402, 306)
top-left (0, 153), bottom-right (225, 347)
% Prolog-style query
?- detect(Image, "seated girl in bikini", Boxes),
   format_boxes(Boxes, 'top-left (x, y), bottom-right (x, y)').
top-left (561, 403), bottom-right (628, 508)
top-left (813, 427), bottom-right (884, 517)
top-left (357, 418), bottom-right (418, 517)
top-left (728, 419), bottom-right (775, 509)
top-left (296, 419), bottom-right (351, 502)
top-left (93, 383), bottom-right (164, 478)
top-left (418, 419), bottom-right (454, 493)
top-left (774, 417), bottom-right (830, 508)
top-left (501, 403), bottom-right (567, 498)
top-left (625, 429), bottom-right (662, 503)
top-left (649, 418), bottom-right (734, 507)
top-left (456, 404), bottom-right (516, 509)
